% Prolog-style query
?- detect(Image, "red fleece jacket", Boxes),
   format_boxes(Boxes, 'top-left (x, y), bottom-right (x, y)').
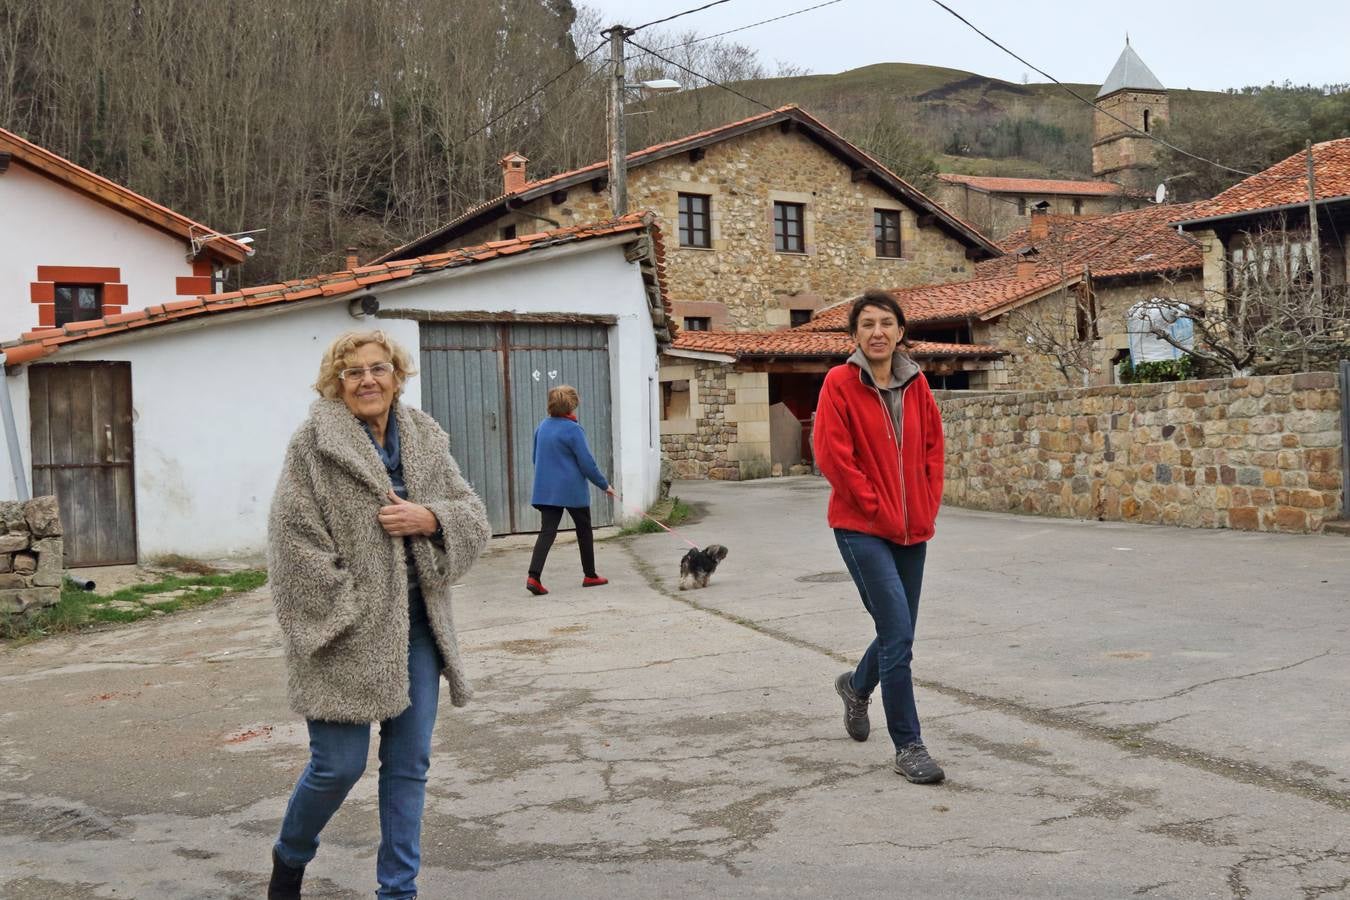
top-left (813, 357), bottom-right (945, 546)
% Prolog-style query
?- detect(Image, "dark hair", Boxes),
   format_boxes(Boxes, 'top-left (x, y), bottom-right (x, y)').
top-left (847, 290), bottom-right (907, 337)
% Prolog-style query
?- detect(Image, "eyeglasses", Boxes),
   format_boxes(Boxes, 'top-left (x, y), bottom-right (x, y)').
top-left (339, 362), bottom-right (396, 383)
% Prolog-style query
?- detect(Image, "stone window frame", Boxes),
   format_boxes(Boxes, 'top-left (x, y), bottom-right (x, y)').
top-left (684, 316), bottom-right (711, 331)
top-left (867, 198), bottom-right (912, 262)
top-left (768, 190), bottom-right (815, 256)
top-left (658, 363), bottom-right (700, 435)
top-left (663, 180), bottom-right (722, 252)
top-left (677, 192), bottom-right (712, 249)
top-left (873, 208), bottom-right (902, 258)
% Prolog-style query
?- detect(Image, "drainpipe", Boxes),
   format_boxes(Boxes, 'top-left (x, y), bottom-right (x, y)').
top-left (0, 353), bottom-right (31, 500)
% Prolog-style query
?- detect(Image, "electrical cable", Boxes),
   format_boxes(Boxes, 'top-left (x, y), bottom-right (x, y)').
top-left (632, 0), bottom-right (736, 33)
top-left (654, 0), bottom-right (847, 51)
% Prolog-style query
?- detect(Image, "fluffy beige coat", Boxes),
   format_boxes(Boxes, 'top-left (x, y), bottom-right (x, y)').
top-left (268, 398), bottom-right (490, 723)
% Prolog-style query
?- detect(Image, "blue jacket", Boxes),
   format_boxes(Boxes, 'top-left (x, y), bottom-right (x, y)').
top-left (531, 416), bottom-right (609, 508)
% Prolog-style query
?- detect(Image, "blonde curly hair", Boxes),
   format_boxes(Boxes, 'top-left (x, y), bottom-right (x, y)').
top-left (313, 330), bottom-right (417, 399)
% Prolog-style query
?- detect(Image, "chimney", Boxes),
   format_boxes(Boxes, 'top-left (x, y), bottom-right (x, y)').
top-left (345, 247), bottom-right (359, 270)
top-left (500, 152), bottom-right (529, 195)
top-left (1016, 257), bottom-right (1036, 279)
top-left (1029, 206), bottom-right (1050, 243)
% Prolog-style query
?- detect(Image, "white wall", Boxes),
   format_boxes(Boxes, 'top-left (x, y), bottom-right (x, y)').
top-left (0, 165), bottom-right (200, 339)
top-left (0, 239), bottom-right (662, 560)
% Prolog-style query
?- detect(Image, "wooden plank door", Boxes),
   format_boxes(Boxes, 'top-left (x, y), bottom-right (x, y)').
top-left (28, 362), bottom-right (137, 566)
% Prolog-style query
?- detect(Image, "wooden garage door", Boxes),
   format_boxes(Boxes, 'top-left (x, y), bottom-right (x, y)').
top-left (28, 362), bottom-right (137, 566)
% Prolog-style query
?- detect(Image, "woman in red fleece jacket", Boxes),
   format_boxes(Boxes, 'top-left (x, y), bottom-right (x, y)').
top-left (813, 290), bottom-right (946, 784)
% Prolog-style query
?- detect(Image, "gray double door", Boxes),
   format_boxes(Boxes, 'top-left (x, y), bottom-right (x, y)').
top-left (419, 322), bottom-right (615, 535)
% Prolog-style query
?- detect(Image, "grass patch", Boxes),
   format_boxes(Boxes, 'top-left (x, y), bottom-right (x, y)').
top-left (148, 553), bottom-right (223, 575)
top-left (617, 497), bottom-right (693, 537)
top-left (1, 569), bottom-right (268, 644)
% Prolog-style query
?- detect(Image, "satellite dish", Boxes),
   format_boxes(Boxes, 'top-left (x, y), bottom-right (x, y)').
top-left (1154, 183), bottom-right (1167, 204)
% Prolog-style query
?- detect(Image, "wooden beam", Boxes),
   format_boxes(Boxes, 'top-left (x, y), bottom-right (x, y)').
top-left (550, 189), bottom-right (568, 205)
top-left (0, 152), bottom-right (9, 175)
top-left (851, 167), bottom-right (871, 183)
top-left (965, 246), bottom-right (984, 260)
top-left (689, 147), bottom-right (705, 164)
top-left (917, 213), bottom-right (937, 228)
top-left (779, 120), bottom-right (793, 134)
top-left (590, 176), bottom-right (607, 193)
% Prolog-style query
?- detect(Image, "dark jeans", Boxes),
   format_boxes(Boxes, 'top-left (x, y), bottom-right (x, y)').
top-left (528, 505), bottom-right (596, 579)
top-left (275, 586), bottom-right (443, 899)
top-left (834, 529), bottom-right (927, 750)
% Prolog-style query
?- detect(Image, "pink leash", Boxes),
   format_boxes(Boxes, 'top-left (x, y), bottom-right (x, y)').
top-left (611, 491), bottom-right (700, 550)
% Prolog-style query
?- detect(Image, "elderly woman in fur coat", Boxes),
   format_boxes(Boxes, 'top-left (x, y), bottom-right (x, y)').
top-left (266, 330), bottom-right (490, 900)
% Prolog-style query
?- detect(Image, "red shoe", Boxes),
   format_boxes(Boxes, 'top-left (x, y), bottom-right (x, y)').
top-left (526, 577), bottom-right (548, 596)
top-left (582, 575), bottom-right (609, 587)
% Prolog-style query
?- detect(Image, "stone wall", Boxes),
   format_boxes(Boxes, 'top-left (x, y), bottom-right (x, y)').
top-left (1093, 89), bottom-right (1168, 191)
top-left (462, 126), bottom-right (979, 330)
top-left (661, 361), bottom-right (738, 479)
top-left (0, 496), bottom-right (64, 619)
top-left (932, 183), bottom-right (1140, 242)
top-left (938, 373), bottom-right (1344, 533)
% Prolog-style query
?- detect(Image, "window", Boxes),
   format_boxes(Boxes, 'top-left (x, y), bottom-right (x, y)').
top-left (1073, 198), bottom-right (1083, 216)
top-left (684, 316), bottom-right (710, 331)
top-left (1016, 197), bottom-right (1027, 216)
top-left (678, 193), bottom-right (711, 248)
top-left (790, 309), bottom-right (813, 328)
top-left (54, 284), bottom-right (102, 326)
top-left (773, 201), bottom-right (805, 253)
top-left (1143, 108), bottom-right (1151, 133)
top-left (500, 224), bottom-right (517, 240)
top-left (662, 379), bottom-right (690, 420)
top-left (874, 209), bottom-right (902, 258)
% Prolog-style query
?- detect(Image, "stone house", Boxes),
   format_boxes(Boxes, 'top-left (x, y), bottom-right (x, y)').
top-left (801, 202), bottom-right (1208, 391)
top-left (1172, 137), bottom-right (1350, 371)
top-left (934, 174), bottom-right (1145, 241)
top-left (375, 105), bottom-right (1000, 333)
top-left (0, 126), bottom-right (251, 341)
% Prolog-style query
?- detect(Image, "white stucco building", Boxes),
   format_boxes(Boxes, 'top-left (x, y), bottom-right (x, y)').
top-left (0, 214), bottom-right (672, 563)
top-left (0, 127), bottom-right (250, 341)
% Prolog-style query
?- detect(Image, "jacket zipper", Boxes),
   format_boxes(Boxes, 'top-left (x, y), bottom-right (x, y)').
top-left (859, 367), bottom-right (911, 544)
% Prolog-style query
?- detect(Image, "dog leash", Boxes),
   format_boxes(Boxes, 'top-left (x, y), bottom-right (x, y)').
top-left (610, 491), bottom-right (700, 550)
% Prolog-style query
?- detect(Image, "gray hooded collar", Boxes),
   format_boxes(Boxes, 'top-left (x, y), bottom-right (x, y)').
top-left (307, 398), bottom-right (432, 499)
top-left (847, 345), bottom-right (920, 391)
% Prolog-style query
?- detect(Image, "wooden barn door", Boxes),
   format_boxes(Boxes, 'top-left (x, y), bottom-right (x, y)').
top-left (28, 363), bottom-right (138, 566)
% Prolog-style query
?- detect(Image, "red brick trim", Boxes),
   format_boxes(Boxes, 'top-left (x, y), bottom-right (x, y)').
top-left (191, 259), bottom-right (213, 277)
top-left (37, 265), bottom-right (121, 283)
top-left (104, 283), bottom-right (129, 307)
top-left (175, 275), bottom-right (213, 295)
top-left (36, 305), bottom-right (55, 327)
top-left (30, 282), bottom-right (54, 303)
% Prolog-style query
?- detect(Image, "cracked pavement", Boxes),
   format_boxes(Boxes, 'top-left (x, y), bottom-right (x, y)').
top-left (1, 476), bottom-right (1347, 898)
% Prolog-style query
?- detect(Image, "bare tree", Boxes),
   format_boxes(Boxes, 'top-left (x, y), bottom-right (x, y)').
top-left (1139, 223), bottom-right (1350, 376)
top-left (1003, 277), bottom-right (1100, 386)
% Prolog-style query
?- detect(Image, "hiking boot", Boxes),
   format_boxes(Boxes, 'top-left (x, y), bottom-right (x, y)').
top-left (893, 742), bottom-right (945, 784)
top-left (268, 847), bottom-right (305, 900)
top-left (526, 577), bottom-right (548, 596)
top-left (834, 671), bottom-right (870, 742)
top-left (582, 575), bottom-right (609, 587)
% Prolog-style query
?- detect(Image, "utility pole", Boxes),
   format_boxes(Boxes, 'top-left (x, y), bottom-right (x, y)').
top-left (605, 25), bottom-right (633, 217)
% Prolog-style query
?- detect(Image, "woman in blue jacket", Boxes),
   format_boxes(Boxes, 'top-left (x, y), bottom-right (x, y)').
top-left (526, 385), bottom-right (615, 595)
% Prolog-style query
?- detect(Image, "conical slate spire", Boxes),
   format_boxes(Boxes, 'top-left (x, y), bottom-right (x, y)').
top-left (1097, 42), bottom-right (1164, 98)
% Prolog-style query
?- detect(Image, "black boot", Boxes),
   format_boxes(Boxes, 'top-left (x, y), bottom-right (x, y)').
top-left (268, 847), bottom-right (305, 899)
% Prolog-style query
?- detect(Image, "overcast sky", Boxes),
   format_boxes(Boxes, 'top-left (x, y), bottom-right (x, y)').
top-left (581, 0), bottom-right (1349, 92)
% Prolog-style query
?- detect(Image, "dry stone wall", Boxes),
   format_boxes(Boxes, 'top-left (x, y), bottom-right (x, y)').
top-left (661, 362), bottom-right (740, 480)
top-left (0, 496), bottom-right (64, 619)
top-left (938, 373), bottom-right (1344, 533)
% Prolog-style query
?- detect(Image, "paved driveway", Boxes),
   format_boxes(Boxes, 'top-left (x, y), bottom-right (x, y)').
top-left (1, 477), bottom-right (1346, 898)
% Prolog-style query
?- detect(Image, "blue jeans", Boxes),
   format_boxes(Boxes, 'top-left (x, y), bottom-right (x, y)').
top-left (834, 529), bottom-right (927, 750)
top-left (275, 592), bottom-right (443, 899)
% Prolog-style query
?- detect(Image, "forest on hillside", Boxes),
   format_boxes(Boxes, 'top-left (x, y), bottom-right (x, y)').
top-left (3, 0), bottom-right (1348, 284)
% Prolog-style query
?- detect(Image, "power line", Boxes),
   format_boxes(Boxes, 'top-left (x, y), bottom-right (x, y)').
top-left (632, 0), bottom-right (737, 33)
top-left (655, 0), bottom-right (847, 51)
top-left (454, 39), bottom-right (608, 148)
top-left (926, 0), bottom-right (1261, 180)
top-left (626, 37), bottom-right (777, 112)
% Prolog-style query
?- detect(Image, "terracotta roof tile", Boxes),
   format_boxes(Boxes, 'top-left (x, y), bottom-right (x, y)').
top-left (670, 329), bottom-right (1004, 359)
top-left (2, 213), bottom-right (671, 364)
top-left (937, 174), bottom-right (1134, 197)
top-left (1177, 138), bottom-right (1350, 223)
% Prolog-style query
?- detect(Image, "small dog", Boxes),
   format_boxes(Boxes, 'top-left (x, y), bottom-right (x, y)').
top-left (679, 544), bottom-right (728, 590)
